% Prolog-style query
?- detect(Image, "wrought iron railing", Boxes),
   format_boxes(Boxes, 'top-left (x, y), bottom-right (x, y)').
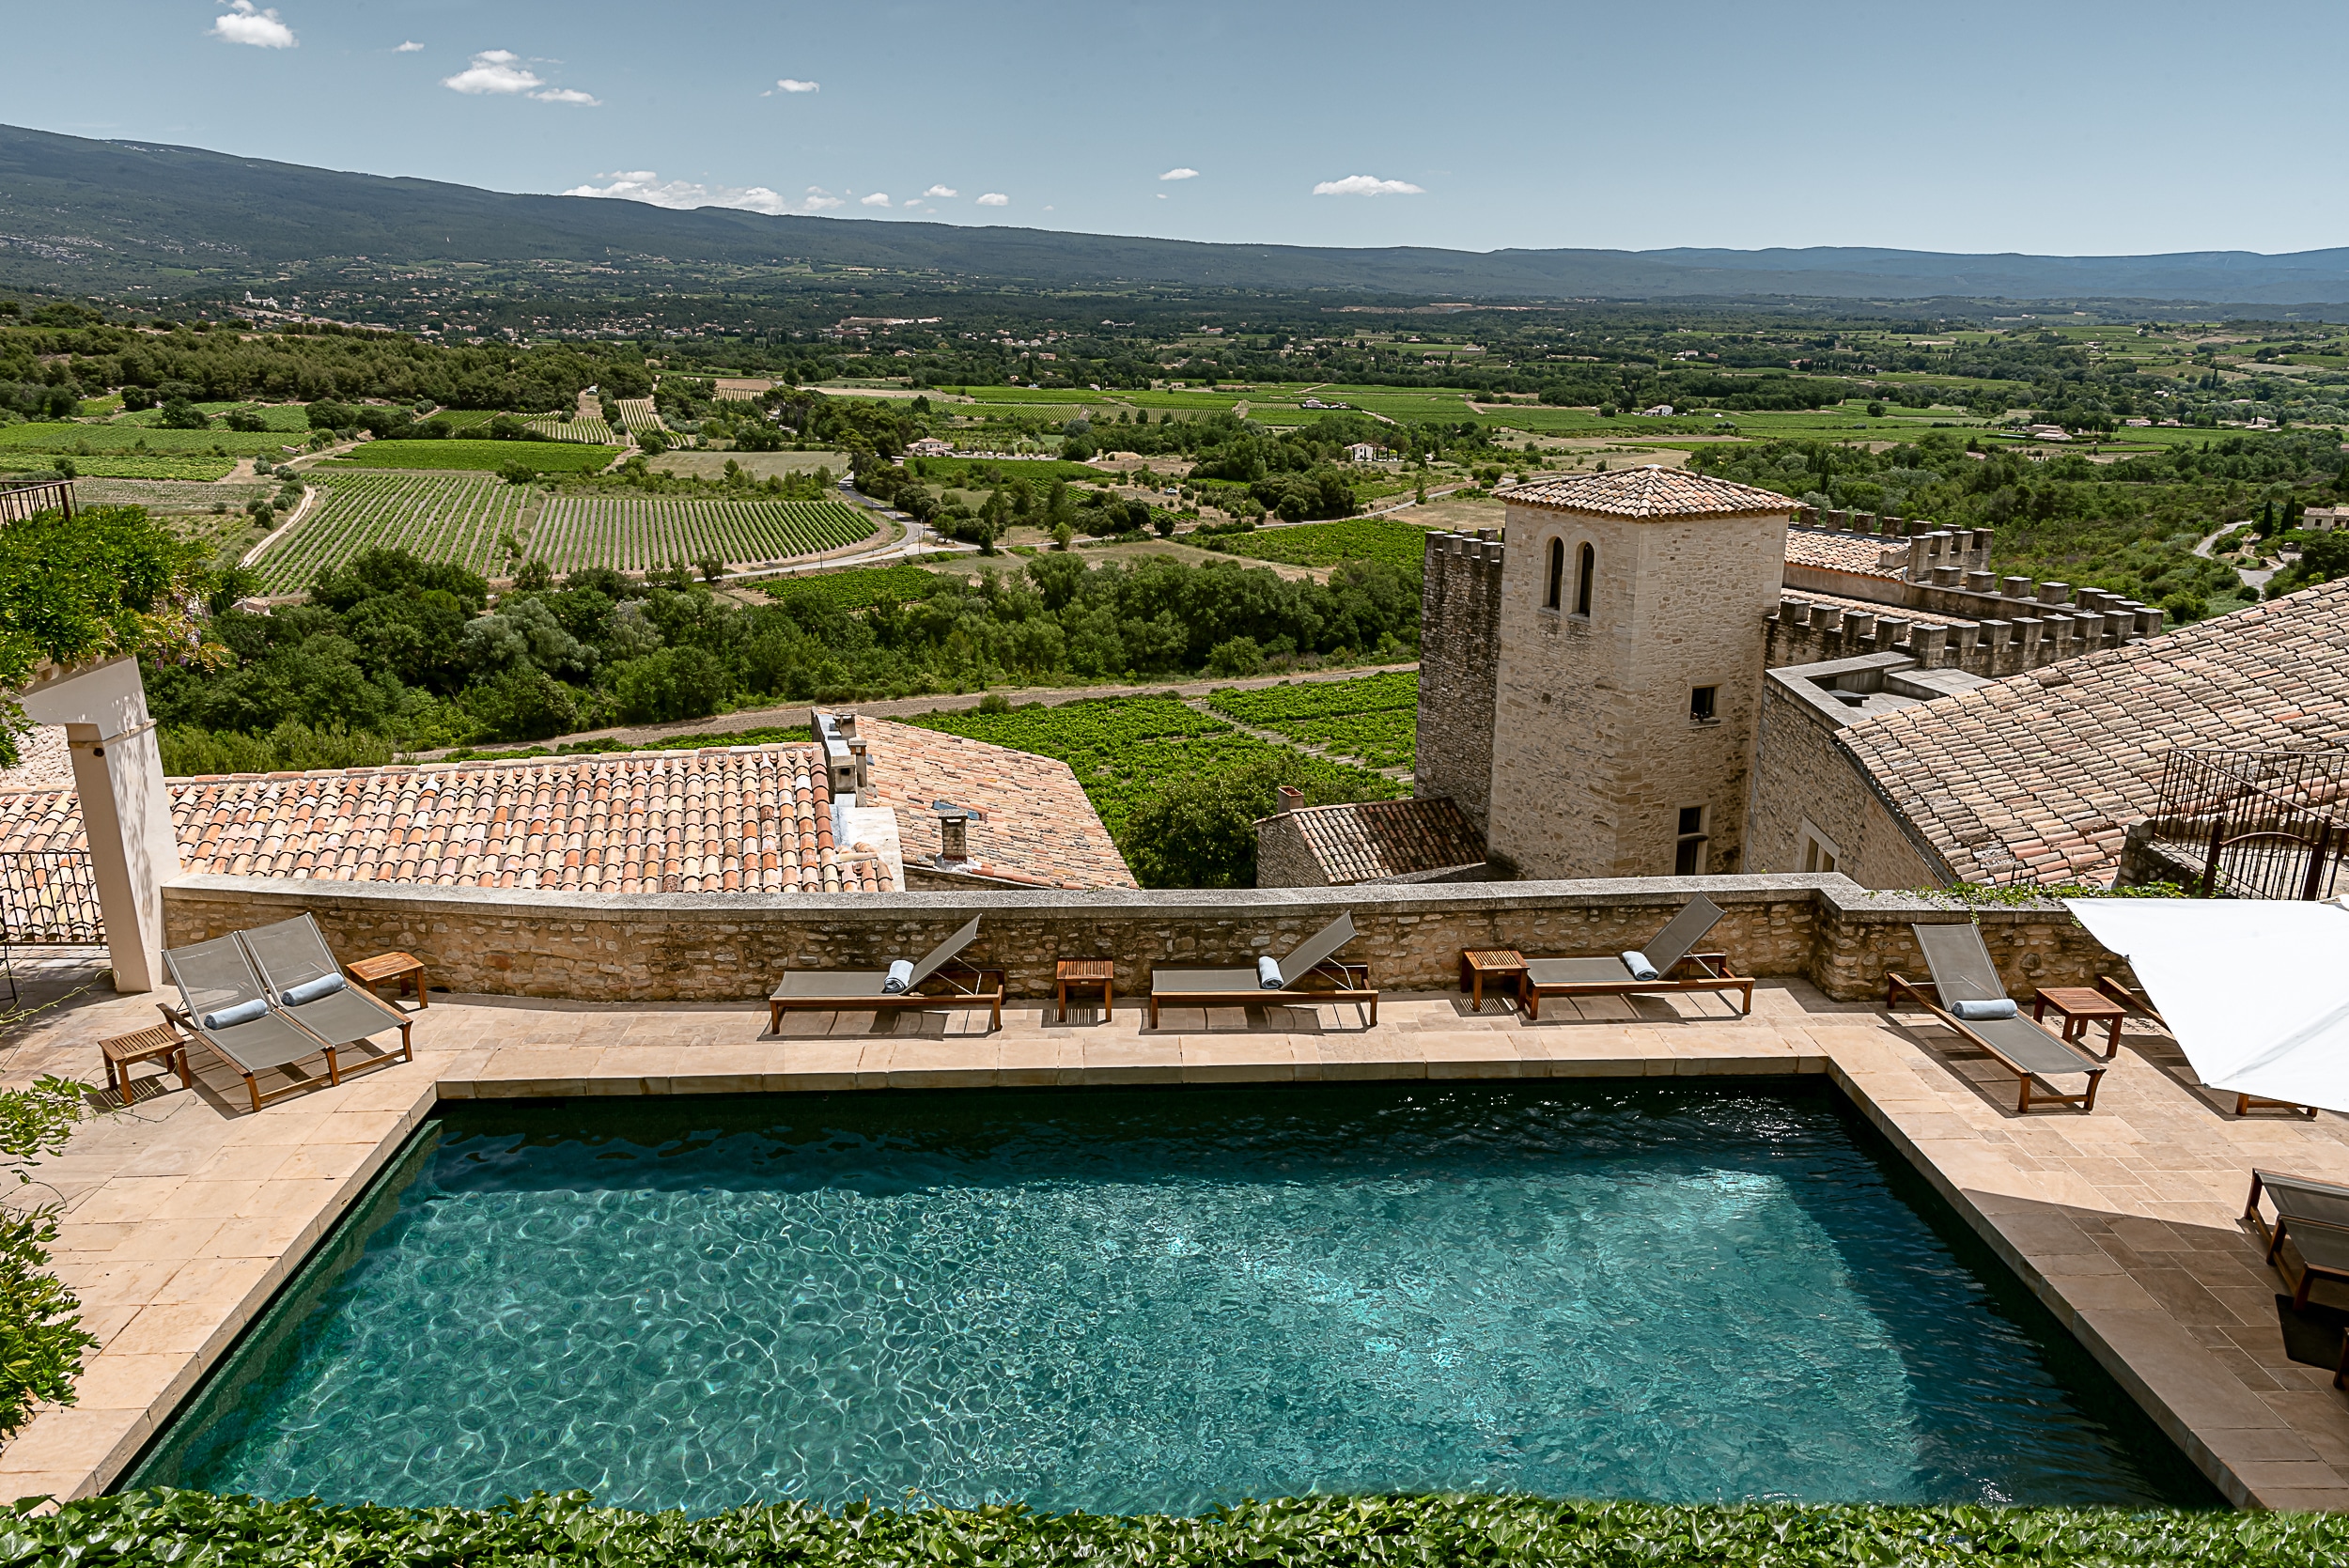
top-left (2148, 748), bottom-right (2349, 900)
top-left (0, 477), bottom-right (73, 524)
top-left (0, 850), bottom-right (105, 946)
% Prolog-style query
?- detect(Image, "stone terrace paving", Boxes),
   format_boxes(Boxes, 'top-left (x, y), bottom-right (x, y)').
top-left (2, 970), bottom-right (2346, 1512)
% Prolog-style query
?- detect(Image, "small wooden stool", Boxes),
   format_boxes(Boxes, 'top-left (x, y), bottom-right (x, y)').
top-left (1056, 958), bottom-right (1114, 1021)
top-left (2032, 986), bottom-right (2127, 1059)
top-left (101, 1021), bottom-right (192, 1099)
top-left (1459, 949), bottom-right (1526, 1011)
top-left (346, 951), bottom-right (428, 1009)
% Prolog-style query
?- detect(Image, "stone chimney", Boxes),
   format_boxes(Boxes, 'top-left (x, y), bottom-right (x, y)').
top-left (934, 802), bottom-right (970, 865)
top-left (1275, 785), bottom-right (1305, 814)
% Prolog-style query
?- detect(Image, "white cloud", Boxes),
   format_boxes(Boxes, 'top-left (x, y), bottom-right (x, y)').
top-left (1312, 174), bottom-right (1424, 196)
top-left (443, 49), bottom-right (600, 104)
top-left (975, 192), bottom-right (1008, 207)
top-left (396, 39), bottom-right (424, 53)
top-left (770, 78), bottom-right (819, 94)
top-left (212, 2), bottom-right (296, 49)
top-left (924, 184), bottom-right (957, 198)
top-left (563, 172), bottom-right (840, 215)
top-left (859, 192), bottom-right (891, 208)
top-left (1159, 167), bottom-right (1199, 181)
top-left (1155, 193), bottom-right (1168, 200)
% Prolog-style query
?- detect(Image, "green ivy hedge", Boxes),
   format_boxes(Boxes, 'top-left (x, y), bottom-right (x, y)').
top-left (5, 1491), bottom-right (2339, 1568)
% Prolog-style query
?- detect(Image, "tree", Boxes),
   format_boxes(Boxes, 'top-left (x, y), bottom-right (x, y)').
top-left (1120, 754), bottom-right (1386, 888)
top-left (157, 396), bottom-right (209, 429)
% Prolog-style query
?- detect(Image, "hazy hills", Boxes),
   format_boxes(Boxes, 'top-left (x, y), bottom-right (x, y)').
top-left (6, 122), bottom-right (2349, 306)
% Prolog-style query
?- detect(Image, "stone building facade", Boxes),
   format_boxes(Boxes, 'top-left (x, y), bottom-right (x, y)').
top-left (1411, 531), bottom-right (1503, 843)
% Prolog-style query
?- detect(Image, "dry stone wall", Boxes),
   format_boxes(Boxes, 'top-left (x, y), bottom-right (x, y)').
top-left (1412, 530), bottom-right (1503, 838)
top-left (160, 873), bottom-right (2138, 1006)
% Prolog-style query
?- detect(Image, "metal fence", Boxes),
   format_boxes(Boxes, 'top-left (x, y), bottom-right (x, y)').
top-left (0, 478), bottom-right (74, 524)
top-left (2150, 748), bottom-right (2349, 900)
top-left (0, 850), bottom-right (105, 947)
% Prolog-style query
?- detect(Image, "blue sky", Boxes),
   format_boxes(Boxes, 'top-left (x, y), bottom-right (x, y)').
top-left (12, 0), bottom-right (2349, 257)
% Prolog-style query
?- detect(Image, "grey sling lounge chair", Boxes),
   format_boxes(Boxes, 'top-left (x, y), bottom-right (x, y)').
top-left (1514, 893), bottom-right (1753, 1019)
top-left (1147, 911), bottom-right (1377, 1028)
top-left (1887, 923), bottom-right (2107, 1112)
top-left (2247, 1170), bottom-right (2349, 1324)
top-left (241, 913), bottom-right (414, 1073)
top-left (160, 935), bottom-right (366, 1115)
top-left (768, 916), bottom-right (1003, 1033)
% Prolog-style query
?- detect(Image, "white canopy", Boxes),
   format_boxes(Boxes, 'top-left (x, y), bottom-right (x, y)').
top-left (2064, 898), bottom-right (2349, 1112)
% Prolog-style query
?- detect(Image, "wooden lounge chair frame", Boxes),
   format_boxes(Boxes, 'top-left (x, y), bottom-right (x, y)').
top-left (768, 916), bottom-right (1005, 1033)
top-left (2246, 1172), bottom-right (2349, 1368)
top-left (162, 931), bottom-right (409, 1115)
top-left (1147, 912), bottom-right (1378, 1029)
top-left (2096, 975), bottom-right (2315, 1119)
top-left (241, 913), bottom-right (415, 1074)
top-left (1887, 923), bottom-right (2107, 1113)
top-left (1515, 894), bottom-right (1753, 1020)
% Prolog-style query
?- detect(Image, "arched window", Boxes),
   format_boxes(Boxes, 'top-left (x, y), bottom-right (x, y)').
top-left (1574, 542), bottom-right (1595, 616)
top-left (1544, 537), bottom-right (1564, 610)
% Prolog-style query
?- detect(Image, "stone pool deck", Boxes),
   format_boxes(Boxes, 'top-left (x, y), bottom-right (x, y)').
top-left (1, 968), bottom-right (2346, 1511)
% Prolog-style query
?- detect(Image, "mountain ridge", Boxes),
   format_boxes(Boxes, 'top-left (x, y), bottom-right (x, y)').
top-left (7, 123), bottom-right (2349, 304)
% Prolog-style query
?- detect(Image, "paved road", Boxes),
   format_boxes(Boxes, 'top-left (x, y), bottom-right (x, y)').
top-left (2193, 520), bottom-right (2277, 588)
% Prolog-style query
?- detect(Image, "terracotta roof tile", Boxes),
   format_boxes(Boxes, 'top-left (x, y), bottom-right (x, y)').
top-left (1281, 797), bottom-right (1486, 885)
top-left (860, 720), bottom-right (1136, 889)
top-left (1783, 529), bottom-right (1905, 580)
top-left (1502, 465), bottom-right (1797, 520)
top-left (1837, 578), bottom-right (2349, 886)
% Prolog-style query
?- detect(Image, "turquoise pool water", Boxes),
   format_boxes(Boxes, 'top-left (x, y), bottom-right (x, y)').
top-left (132, 1084), bottom-right (2211, 1514)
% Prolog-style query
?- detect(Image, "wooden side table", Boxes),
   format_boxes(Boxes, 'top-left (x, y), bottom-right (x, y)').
top-left (2032, 986), bottom-right (2127, 1059)
top-left (346, 951), bottom-right (428, 1009)
top-left (1459, 949), bottom-right (1526, 1011)
top-left (1056, 958), bottom-right (1114, 1021)
top-left (101, 1021), bottom-right (192, 1099)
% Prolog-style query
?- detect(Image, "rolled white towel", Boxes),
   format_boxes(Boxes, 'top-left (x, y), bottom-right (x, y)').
top-left (1951, 998), bottom-right (2016, 1021)
top-left (1620, 951), bottom-right (1660, 982)
top-left (1256, 955), bottom-right (1283, 989)
top-left (281, 973), bottom-right (347, 1007)
top-left (201, 998), bottom-right (269, 1031)
top-left (882, 958), bottom-right (915, 995)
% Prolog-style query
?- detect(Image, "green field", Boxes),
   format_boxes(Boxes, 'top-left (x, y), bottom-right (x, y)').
top-left (1206, 670), bottom-right (1419, 770)
top-left (1199, 515), bottom-right (1434, 570)
top-left (322, 440), bottom-right (624, 473)
top-left (763, 562), bottom-right (952, 611)
top-left (254, 473), bottom-right (529, 590)
top-left (0, 421), bottom-right (287, 455)
top-left (0, 452), bottom-right (237, 480)
top-left (907, 695), bottom-right (1400, 841)
top-left (117, 402), bottom-right (311, 432)
top-left (907, 456), bottom-right (1106, 485)
top-left (531, 495), bottom-right (878, 572)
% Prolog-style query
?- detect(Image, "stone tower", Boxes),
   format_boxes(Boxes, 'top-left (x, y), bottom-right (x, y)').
top-left (1481, 466), bottom-right (1795, 879)
top-left (1412, 530), bottom-right (1504, 842)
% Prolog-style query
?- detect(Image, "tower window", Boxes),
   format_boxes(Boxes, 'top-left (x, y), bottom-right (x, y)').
top-left (1544, 537), bottom-right (1564, 611)
top-left (1674, 805), bottom-right (1708, 876)
top-left (1574, 542), bottom-right (1595, 616)
top-left (1689, 685), bottom-right (1718, 723)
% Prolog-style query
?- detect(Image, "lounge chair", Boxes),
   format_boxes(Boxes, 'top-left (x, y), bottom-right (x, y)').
top-left (1147, 911), bottom-right (1377, 1029)
top-left (2096, 976), bottom-right (2314, 1119)
top-left (767, 916), bottom-right (1004, 1033)
top-left (160, 935), bottom-right (382, 1114)
top-left (1887, 923), bottom-right (2106, 1112)
top-left (2246, 1171), bottom-right (2349, 1327)
top-left (241, 913), bottom-right (415, 1075)
top-left (1515, 894), bottom-right (1753, 1019)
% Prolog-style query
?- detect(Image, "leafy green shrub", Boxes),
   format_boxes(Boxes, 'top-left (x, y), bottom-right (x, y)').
top-left (0, 1076), bottom-right (96, 1441)
top-left (159, 721), bottom-right (397, 776)
top-left (11, 1488), bottom-right (2304, 1567)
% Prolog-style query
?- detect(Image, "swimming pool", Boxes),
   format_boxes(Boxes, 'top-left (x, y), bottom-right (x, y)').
top-left (130, 1083), bottom-right (2214, 1514)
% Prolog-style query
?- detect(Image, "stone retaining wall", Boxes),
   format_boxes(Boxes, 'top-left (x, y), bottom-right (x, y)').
top-left (161, 874), bottom-right (2141, 1006)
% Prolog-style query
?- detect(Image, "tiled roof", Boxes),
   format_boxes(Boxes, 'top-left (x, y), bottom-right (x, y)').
top-left (1501, 465), bottom-right (1797, 520)
top-left (1282, 797), bottom-right (1486, 885)
top-left (1838, 579), bottom-right (2349, 886)
top-left (1780, 588), bottom-right (1970, 629)
top-left (862, 720), bottom-right (1135, 889)
top-left (0, 745), bottom-right (894, 893)
top-left (1783, 529), bottom-right (1905, 580)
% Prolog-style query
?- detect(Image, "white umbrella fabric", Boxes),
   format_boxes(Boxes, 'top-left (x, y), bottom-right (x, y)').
top-left (2063, 898), bottom-right (2349, 1113)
